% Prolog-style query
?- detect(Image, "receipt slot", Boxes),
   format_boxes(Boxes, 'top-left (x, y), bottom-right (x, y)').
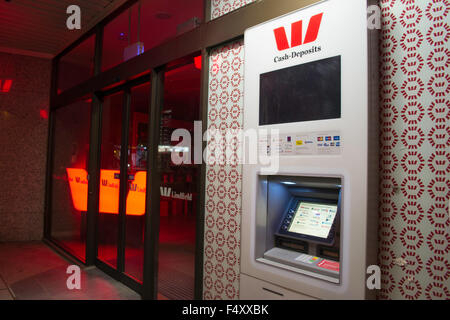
top-left (241, 0), bottom-right (378, 300)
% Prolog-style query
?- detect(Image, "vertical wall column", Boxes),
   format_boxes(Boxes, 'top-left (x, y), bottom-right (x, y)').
top-left (0, 52), bottom-right (51, 241)
top-left (203, 40), bottom-right (245, 300)
top-left (378, 0), bottom-right (449, 300)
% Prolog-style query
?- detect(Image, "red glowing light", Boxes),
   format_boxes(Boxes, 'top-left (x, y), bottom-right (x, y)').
top-left (194, 56), bottom-right (202, 70)
top-left (0, 79), bottom-right (12, 93)
top-left (40, 109), bottom-right (49, 119)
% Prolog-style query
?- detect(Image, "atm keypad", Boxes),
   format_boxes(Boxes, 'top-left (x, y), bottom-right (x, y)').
top-left (281, 207), bottom-right (297, 231)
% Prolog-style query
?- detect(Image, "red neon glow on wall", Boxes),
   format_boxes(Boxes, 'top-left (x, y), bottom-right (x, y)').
top-left (0, 79), bottom-right (12, 92)
top-left (40, 109), bottom-right (49, 119)
top-left (66, 168), bottom-right (146, 216)
top-left (194, 56), bottom-right (202, 70)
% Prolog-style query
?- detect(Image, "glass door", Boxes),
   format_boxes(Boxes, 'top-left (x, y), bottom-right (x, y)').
top-left (96, 79), bottom-right (151, 289)
top-left (157, 57), bottom-right (201, 300)
top-left (124, 82), bottom-right (151, 282)
top-left (49, 98), bottom-right (92, 262)
top-left (97, 91), bottom-right (123, 269)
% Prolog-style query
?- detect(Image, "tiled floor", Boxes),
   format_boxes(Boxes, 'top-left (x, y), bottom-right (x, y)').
top-left (0, 241), bottom-right (141, 300)
top-left (0, 276), bottom-right (14, 300)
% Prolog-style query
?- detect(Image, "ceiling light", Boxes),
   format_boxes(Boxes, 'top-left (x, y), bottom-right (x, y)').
top-left (118, 32), bottom-right (128, 41)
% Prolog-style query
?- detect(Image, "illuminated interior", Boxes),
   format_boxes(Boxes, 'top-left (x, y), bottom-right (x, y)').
top-left (66, 168), bottom-right (147, 215)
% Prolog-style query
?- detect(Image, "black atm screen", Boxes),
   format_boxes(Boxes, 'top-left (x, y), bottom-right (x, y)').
top-left (277, 198), bottom-right (339, 245)
top-left (259, 56), bottom-right (341, 125)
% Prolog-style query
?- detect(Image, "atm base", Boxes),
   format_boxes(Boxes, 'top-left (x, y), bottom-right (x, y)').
top-left (261, 247), bottom-right (340, 283)
top-left (239, 273), bottom-right (318, 300)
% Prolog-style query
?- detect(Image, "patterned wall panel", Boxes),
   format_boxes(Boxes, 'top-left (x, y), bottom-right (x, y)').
top-left (379, 0), bottom-right (449, 300)
top-left (210, 0), bottom-right (256, 20)
top-left (203, 40), bottom-right (244, 300)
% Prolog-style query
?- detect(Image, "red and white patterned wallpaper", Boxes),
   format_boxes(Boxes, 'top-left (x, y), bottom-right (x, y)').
top-left (203, 40), bottom-right (245, 300)
top-left (210, 0), bottom-right (256, 20)
top-left (378, 0), bottom-right (449, 300)
top-left (204, 0), bottom-right (449, 300)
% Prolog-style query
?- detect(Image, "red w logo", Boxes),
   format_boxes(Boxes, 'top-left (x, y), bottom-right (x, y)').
top-left (273, 13), bottom-right (323, 51)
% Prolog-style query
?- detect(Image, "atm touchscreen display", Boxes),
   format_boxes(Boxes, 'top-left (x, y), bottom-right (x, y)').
top-left (288, 202), bottom-right (338, 239)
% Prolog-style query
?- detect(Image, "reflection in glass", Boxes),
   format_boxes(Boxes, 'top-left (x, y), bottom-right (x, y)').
top-left (157, 57), bottom-right (201, 299)
top-left (124, 82), bottom-right (151, 282)
top-left (50, 98), bottom-right (91, 261)
top-left (102, 0), bottom-right (204, 72)
top-left (97, 92), bottom-right (124, 268)
top-left (58, 35), bottom-right (95, 92)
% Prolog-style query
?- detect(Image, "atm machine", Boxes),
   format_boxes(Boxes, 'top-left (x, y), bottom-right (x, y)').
top-left (240, 0), bottom-right (379, 299)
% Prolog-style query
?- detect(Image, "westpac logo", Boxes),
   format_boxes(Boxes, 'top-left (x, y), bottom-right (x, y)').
top-left (161, 187), bottom-right (172, 197)
top-left (273, 13), bottom-right (323, 51)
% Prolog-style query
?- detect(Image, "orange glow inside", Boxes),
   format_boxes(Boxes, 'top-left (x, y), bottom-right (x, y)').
top-left (66, 168), bottom-right (146, 216)
top-left (98, 169), bottom-right (120, 214)
top-left (67, 168), bottom-right (89, 211)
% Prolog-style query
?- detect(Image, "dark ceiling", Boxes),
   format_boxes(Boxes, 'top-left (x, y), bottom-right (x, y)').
top-left (0, 0), bottom-right (128, 57)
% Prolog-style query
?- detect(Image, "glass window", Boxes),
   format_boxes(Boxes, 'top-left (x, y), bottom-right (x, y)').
top-left (102, 0), bottom-right (204, 72)
top-left (50, 98), bottom-right (92, 261)
top-left (140, 0), bottom-right (204, 50)
top-left (57, 34), bottom-right (95, 93)
top-left (101, 5), bottom-right (139, 72)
